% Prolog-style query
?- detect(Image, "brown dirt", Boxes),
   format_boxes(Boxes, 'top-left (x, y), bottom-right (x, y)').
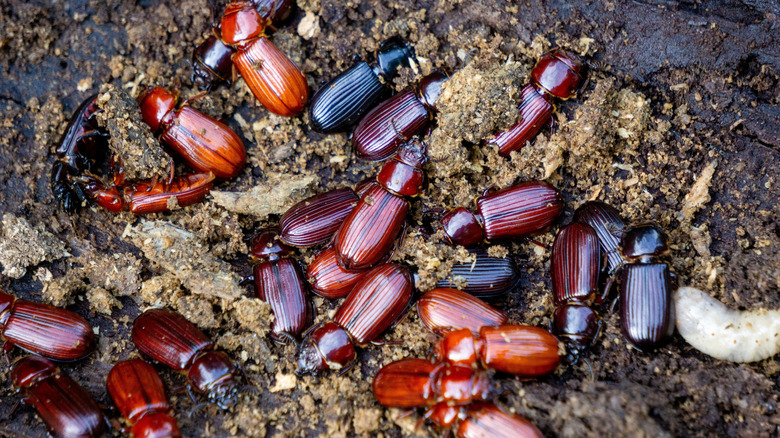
top-left (1, 0), bottom-right (779, 437)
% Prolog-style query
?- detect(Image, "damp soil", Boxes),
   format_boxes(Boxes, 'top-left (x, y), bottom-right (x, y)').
top-left (1, 0), bottom-right (779, 437)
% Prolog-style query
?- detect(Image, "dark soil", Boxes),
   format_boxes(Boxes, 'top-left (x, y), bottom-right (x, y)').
top-left (1, 0), bottom-right (779, 437)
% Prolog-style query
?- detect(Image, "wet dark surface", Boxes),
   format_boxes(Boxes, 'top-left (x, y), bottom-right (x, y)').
top-left (0, 0), bottom-right (779, 436)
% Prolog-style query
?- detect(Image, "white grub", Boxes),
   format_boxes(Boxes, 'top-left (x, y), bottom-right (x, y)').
top-left (675, 286), bottom-right (780, 363)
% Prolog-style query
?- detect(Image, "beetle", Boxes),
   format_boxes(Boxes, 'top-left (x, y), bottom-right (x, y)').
top-left (486, 48), bottom-right (587, 157)
top-left (247, 229), bottom-right (313, 343)
top-left (333, 139), bottom-right (426, 270)
top-left (456, 402), bottom-right (544, 438)
top-left (618, 224), bottom-right (675, 351)
top-left (138, 86), bottom-right (246, 180)
top-left (10, 355), bottom-right (107, 438)
top-left (352, 71), bottom-right (447, 161)
top-left (106, 359), bottom-right (181, 438)
top-left (440, 181), bottom-right (564, 247)
top-left (436, 252), bottom-right (520, 299)
top-left (550, 222), bottom-right (604, 362)
top-left (306, 247), bottom-right (367, 299)
top-left (573, 200), bottom-right (626, 275)
top-left (191, 0), bottom-right (294, 91)
top-left (372, 358), bottom-right (495, 410)
top-left (279, 187), bottom-right (360, 248)
top-left (297, 263), bottom-right (413, 375)
top-left (219, 0), bottom-right (308, 117)
top-left (433, 326), bottom-right (561, 378)
top-left (417, 288), bottom-right (507, 335)
top-left (0, 289), bottom-right (96, 361)
top-left (308, 36), bottom-right (416, 133)
top-left (132, 308), bottom-right (241, 408)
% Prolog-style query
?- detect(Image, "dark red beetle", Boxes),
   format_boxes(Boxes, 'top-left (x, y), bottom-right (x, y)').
top-left (440, 181), bottom-right (564, 247)
top-left (352, 71), bottom-right (447, 161)
top-left (297, 263), bottom-right (413, 375)
top-left (219, 0), bottom-right (308, 117)
top-left (279, 188), bottom-right (360, 247)
top-left (486, 49), bottom-right (587, 157)
top-left (138, 86), bottom-right (246, 180)
top-left (573, 200), bottom-right (626, 275)
top-left (333, 140), bottom-right (426, 270)
top-left (433, 326), bottom-right (561, 378)
top-left (550, 222), bottom-right (604, 362)
top-left (417, 288), bottom-right (507, 335)
top-left (246, 229), bottom-right (313, 342)
top-left (372, 358), bottom-right (495, 410)
top-left (10, 355), bottom-right (107, 437)
top-left (306, 247), bottom-right (367, 299)
top-left (619, 224), bottom-right (675, 351)
top-left (0, 290), bottom-right (96, 361)
top-left (436, 252), bottom-right (520, 298)
top-left (107, 359), bottom-right (181, 438)
top-left (132, 308), bottom-right (241, 408)
top-left (456, 402), bottom-right (544, 438)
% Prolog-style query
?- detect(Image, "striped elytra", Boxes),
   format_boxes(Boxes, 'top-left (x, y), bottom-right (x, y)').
top-left (306, 247), bottom-right (366, 299)
top-left (352, 87), bottom-right (429, 161)
top-left (486, 84), bottom-right (554, 157)
top-left (232, 37), bottom-right (309, 117)
top-left (457, 402), bottom-right (544, 438)
top-left (253, 258), bottom-right (312, 340)
top-left (477, 181), bottom-right (564, 242)
top-left (107, 359), bottom-right (181, 438)
top-left (279, 188), bottom-right (359, 247)
top-left (619, 263), bottom-right (675, 351)
top-left (0, 290), bottom-right (96, 361)
top-left (333, 184), bottom-right (408, 271)
top-left (573, 201), bottom-right (626, 274)
top-left (126, 172), bottom-right (215, 215)
top-left (132, 308), bottom-right (213, 370)
top-left (11, 356), bottom-right (107, 438)
top-left (551, 222), bottom-right (601, 306)
top-left (309, 61), bottom-right (387, 133)
top-left (372, 358), bottom-right (437, 408)
top-left (333, 263), bottom-right (413, 345)
top-left (417, 288), bottom-right (507, 335)
top-left (436, 253), bottom-right (520, 298)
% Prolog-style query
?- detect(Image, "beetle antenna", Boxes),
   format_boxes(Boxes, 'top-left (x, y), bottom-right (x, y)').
top-left (189, 402), bottom-right (211, 418)
top-left (581, 356), bottom-right (595, 381)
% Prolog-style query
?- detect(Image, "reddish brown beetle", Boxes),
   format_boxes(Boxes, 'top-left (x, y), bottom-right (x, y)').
top-left (297, 263), bottom-right (413, 375)
top-left (306, 247), bottom-right (367, 299)
top-left (138, 86), bottom-right (246, 180)
top-left (456, 402), bottom-right (544, 438)
top-left (417, 288), bottom-right (507, 335)
top-left (220, 0), bottom-right (308, 116)
top-left (440, 181), bottom-right (564, 247)
top-left (10, 355), bottom-right (107, 437)
top-left (352, 71), bottom-right (447, 161)
top-left (279, 188), bottom-right (360, 248)
top-left (107, 359), bottom-right (181, 438)
top-left (333, 140), bottom-right (427, 270)
top-left (487, 48), bottom-right (587, 157)
top-left (132, 308), bottom-right (241, 408)
top-left (0, 290), bottom-right (96, 361)
top-left (433, 326), bottom-right (561, 378)
top-left (573, 200), bottom-right (626, 275)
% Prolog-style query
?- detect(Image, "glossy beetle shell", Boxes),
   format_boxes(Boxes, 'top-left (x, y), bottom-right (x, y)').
top-left (621, 224), bottom-right (669, 260)
top-left (457, 402), bottom-right (544, 438)
top-left (376, 153), bottom-right (426, 197)
top-left (352, 88), bottom-right (429, 161)
top-left (552, 304), bottom-right (601, 359)
top-left (417, 288), bottom-right (507, 335)
top-left (551, 222), bottom-right (601, 306)
top-left (477, 181), bottom-right (564, 242)
top-left (11, 356), bottom-right (107, 438)
top-left (333, 263), bottom-right (413, 345)
top-left (248, 229), bottom-right (294, 261)
top-left (297, 321), bottom-right (356, 373)
top-left (620, 263), bottom-right (675, 351)
top-left (306, 247), bottom-right (366, 299)
top-left (107, 359), bottom-right (181, 438)
top-left (573, 201), bottom-right (626, 274)
top-left (0, 291), bottom-right (96, 361)
top-left (232, 37), bottom-right (309, 117)
top-left (486, 84), bottom-right (553, 157)
top-left (440, 207), bottom-right (485, 247)
top-left (309, 61), bottom-right (387, 133)
top-left (530, 48), bottom-right (586, 100)
top-left (253, 258), bottom-right (312, 340)
top-left (132, 308), bottom-right (213, 370)
top-left (126, 172), bottom-right (215, 215)
top-left (333, 184), bottom-right (408, 270)
top-left (436, 253), bottom-right (520, 298)
top-left (187, 350), bottom-right (240, 402)
top-left (220, 1), bottom-right (267, 46)
top-left (279, 188), bottom-right (359, 247)
top-left (192, 35), bottom-right (236, 91)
